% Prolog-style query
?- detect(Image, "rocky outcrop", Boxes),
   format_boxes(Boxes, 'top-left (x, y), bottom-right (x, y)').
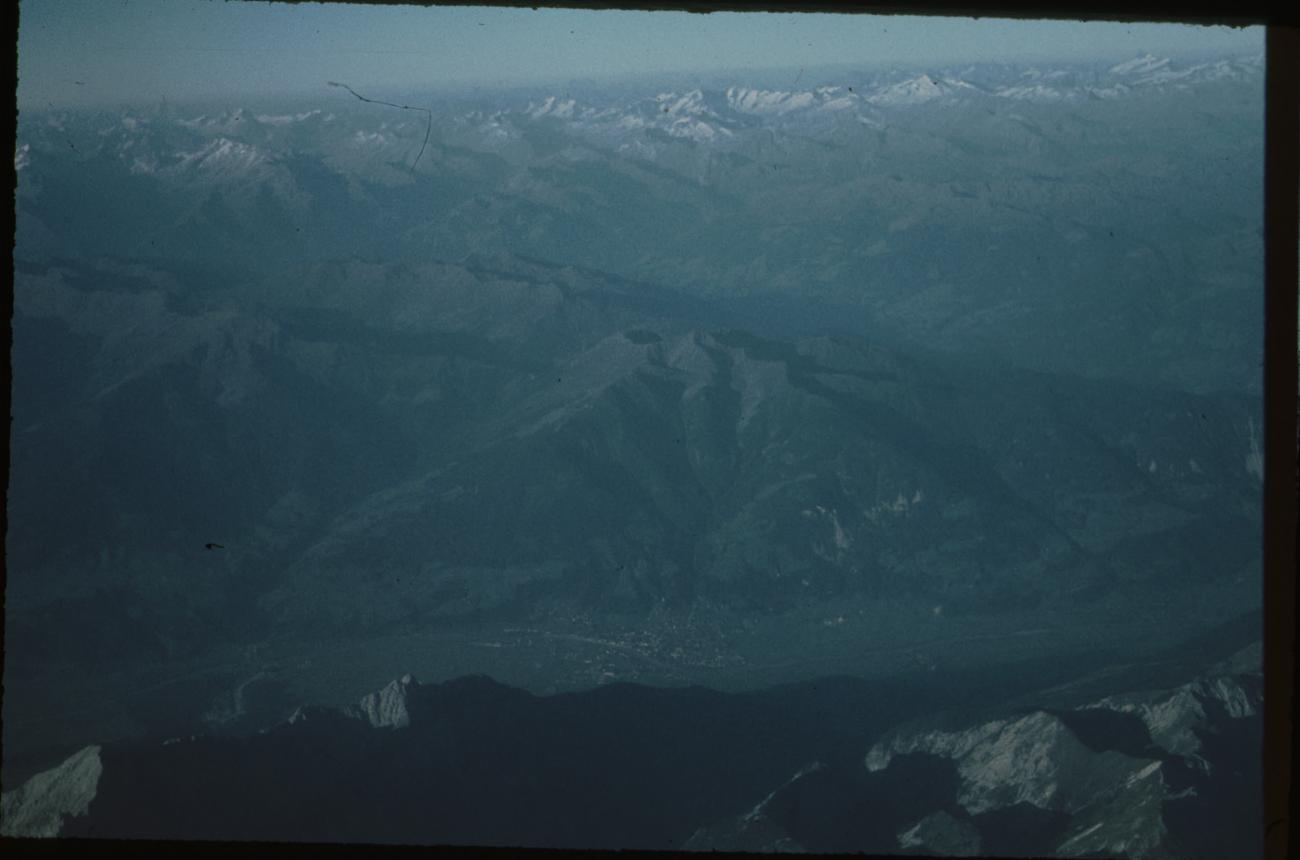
top-left (0, 650), bottom-right (1260, 853)
top-left (867, 709), bottom-right (1161, 813)
top-left (866, 710), bottom-right (1169, 857)
top-left (349, 674), bottom-right (417, 729)
top-left (860, 650), bottom-right (1262, 859)
top-left (1080, 645), bottom-right (1261, 767)
top-left (0, 745), bottom-right (103, 837)
top-left (689, 644), bottom-right (1261, 859)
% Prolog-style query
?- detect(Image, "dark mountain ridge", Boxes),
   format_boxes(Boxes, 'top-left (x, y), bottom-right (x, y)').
top-left (9, 253), bottom-right (1261, 647)
top-left (1, 619), bottom-right (1261, 856)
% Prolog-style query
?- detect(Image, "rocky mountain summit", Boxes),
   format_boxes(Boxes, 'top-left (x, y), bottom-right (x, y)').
top-left (1, 640), bottom-right (1260, 855)
top-left (349, 673), bottom-right (417, 729)
top-left (689, 643), bottom-right (1262, 858)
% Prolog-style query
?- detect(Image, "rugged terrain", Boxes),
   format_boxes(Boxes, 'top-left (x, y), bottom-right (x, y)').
top-left (5, 50), bottom-right (1265, 850)
top-left (2, 622), bottom-right (1261, 857)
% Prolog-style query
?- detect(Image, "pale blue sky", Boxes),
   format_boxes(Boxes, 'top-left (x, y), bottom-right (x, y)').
top-left (18, 0), bottom-right (1263, 107)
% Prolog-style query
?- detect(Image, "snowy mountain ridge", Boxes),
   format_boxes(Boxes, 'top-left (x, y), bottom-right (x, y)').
top-left (14, 52), bottom-right (1262, 186)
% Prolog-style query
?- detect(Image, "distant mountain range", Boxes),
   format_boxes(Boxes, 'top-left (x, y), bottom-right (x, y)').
top-left (5, 51), bottom-right (1265, 822)
top-left (512, 53), bottom-right (1262, 140)
top-left (16, 53), bottom-right (1263, 173)
top-left (15, 53), bottom-right (1264, 394)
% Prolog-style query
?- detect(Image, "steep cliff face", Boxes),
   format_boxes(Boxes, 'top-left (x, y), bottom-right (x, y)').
top-left (348, 674), bottom-right (416, 729)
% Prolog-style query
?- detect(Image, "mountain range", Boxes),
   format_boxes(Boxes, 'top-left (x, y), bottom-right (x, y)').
top-left (4, 50), bottom-right (1265, 853)
top-left (16, 52), bottom-right (1263, 392)
top-left (2, 621), bottom-right (1262, 858)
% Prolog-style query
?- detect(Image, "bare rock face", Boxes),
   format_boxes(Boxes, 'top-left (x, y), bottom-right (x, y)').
top-left (866, 710), bottom-right (1177, 858)
top-left (866, 710), bottom-right (1162, 818)
top-left (0, 745), bottom-right (103, 837)
top-left (861, 650), bottom-right (1262, 860)
top-left (1081, 646), bottom-right (1261, 766)
top-left (867, 709), bottom-right (1171, 858)
top-left (285, 674), bottom-right (419, 729)
top-left (350, 673), bottom-right (416, 729)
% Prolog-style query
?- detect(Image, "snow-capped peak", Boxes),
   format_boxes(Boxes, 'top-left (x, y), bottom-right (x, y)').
top-left (655, 89), bottom-right (711, 116)
top-left (174, 137), bottom-right (267, 176)
top-left (528, 95), bottom-right (579, 119)
top-left (254, 109), bottom-right (325, 126)
top-left (725, 87), bottom-right (816, 115)
top-left (866, 74), bottom-right (947, 106)
top-left (1109, 54), bottom-right (1171, 76)
top-left (995, 84), bottom-right (1071, 102)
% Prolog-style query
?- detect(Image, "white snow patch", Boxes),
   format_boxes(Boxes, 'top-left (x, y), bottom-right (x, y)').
top-left (741, 762), bottom-right (824, 824)
top-left (726, 87), bottom-right (816, 115)
top-left (1109, 54), bottom-right (1172, 76)
top-left (1058, 821), bottom-right (1104, 849)
top-left (175, 137), bottom-right (266, 174)
top-left (996, 84), bottom-right (1070, 102)
top-left (528, 96), bottom-right (578, 119)
top-left (255, 110), bottom-right (322, 125)
top-left (867, 74), bottom-right (946, 106)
